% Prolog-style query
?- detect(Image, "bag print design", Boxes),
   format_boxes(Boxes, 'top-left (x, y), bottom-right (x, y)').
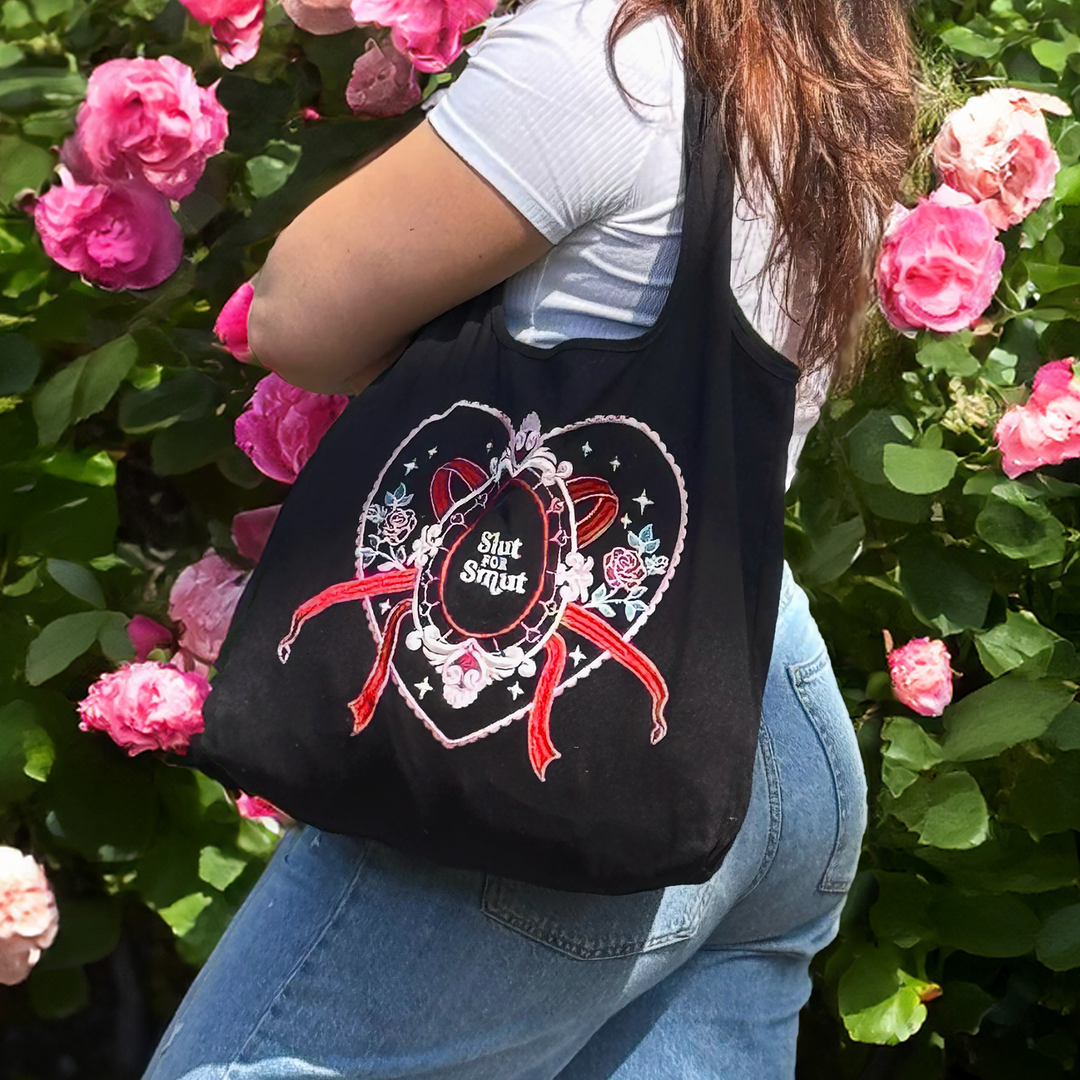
top-left (276, 403), bottom-right (688, 780)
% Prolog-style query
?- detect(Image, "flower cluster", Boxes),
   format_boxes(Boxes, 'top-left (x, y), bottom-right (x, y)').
top-left (33, 58), bottom-right (228, 291)
top-left (876, 88), bottom-right (1069, 334)
top-left (0, 847), bottom-right (59, 987)
top-left (995, 358), bottom-right (1080, 478)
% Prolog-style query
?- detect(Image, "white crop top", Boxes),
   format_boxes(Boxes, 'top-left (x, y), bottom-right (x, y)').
top-left (425, 0), bottom-right (829, 486)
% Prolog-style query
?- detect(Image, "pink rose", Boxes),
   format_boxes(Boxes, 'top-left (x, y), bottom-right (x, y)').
top-left (887, 637), bottom-right (953, 717)
top-left (33, 168), bottom-right (183, 291)
top-left (995, 358), bottom-right (1080, 478)
top-left (349, 0), bottom-right (495, 72)
top-left (282, 0), bottom-right (355, 34)
top-left (875, 186), bottom-right (1005, 334)
top-left (59, 57), bottom-right (228, 201)
top-left (347, 39), bottom-right (422, 118)
top-left (0, 847), bottom-right (59, 987)
top-left (168, 551), bottom-right (248, 667)
top-left (231, 505), bottom-right (282, 562)
top-left (180, 0), bottom-right (264, 69)
top-left (441, 641), bottom-right (490, 708)
top-left (78, 661), bottom-right (209, 756)
top-left (603, 547), bottom-right (646, 591)
top-left (235, 793), bottom-right (287, 820)
top-left (126, 615), bottom-right (173, 662)
top-left (214, 280), bottom-right (255, 363)
top-left (234, 373), bottom-right (349, 485)
top-left (933, 88), bottom-right (1071, 231)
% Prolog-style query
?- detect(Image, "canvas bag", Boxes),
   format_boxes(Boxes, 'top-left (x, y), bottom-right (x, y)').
top-left (191, 70), bottom-right (800, 895)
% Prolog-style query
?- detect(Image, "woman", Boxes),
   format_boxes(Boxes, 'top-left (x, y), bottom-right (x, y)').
top-left (143, 0), bottom-right (917, 1074)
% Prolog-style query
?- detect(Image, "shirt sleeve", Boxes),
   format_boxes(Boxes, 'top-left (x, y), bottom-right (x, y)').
top-left (425, 0), bottom-right (683, 244)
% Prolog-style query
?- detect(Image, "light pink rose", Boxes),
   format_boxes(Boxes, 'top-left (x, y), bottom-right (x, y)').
top-left (441, 641), bottom-right (489, 708)
top-left (60, 57), bottom-right (228, 201)
top-left (349, 0), bottom-right (495, 72)
top-left (875, 186), bottom-right (1005, 334)
top-left (0, 847), bottom-right (59, 987)
top-left (234, 373), bottom-right (349, 484)
top-left (214, 280), bottom-right (255, 363)
top-left (603, 547), bottom-right (646, 591)
top-left (168, 551), bottom-right (249, 667)
top-left (126, 615), bottom-right (173, 662)
top-left (995, 358), bottom-right (1080, 478)
top-left (887, 637), bottom-right (953, 717)
top-left (282, 0), bottom-right (355, 34)
top-left (933, 88), bottom-right (1071, 231)
top-left (231, 505), bottom-right (282, 562)
top-left (347, 39), bottom-right (422, 118)
top-left (180, 0), bottom-right (264, 69)
top-left (78, 661), bottom-right (209, 756)
top-left (33, 168), bottom-right (183, 291)
top-left (235, 793), bottom-right (287, 820)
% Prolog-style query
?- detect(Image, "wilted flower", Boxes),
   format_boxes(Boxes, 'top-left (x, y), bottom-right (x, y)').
top-left (347, 39), bottom-right (422, 118)
top-left (995, 358), bottom-right (1080, 478)
top-left (933, 87), bottom-right (1072, 231)
top-left (60, 56), bottom-right (228, 201)
top-left (234, 373), bottom-right (349, 485)
top-left (0, 847), bottom-right (59, 987)
top-left (168, 551), bottom-right (249, 668)
top-left (887, 637), bottom-right (953, 717)
top-left (78, 661), bottom-right (209, 755)
top-left (33, 169), bottom-right (183, 291)
top-left (875, 186), bottom-right (1004, 335)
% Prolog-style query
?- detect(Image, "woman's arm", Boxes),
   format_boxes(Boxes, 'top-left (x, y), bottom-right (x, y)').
top-left (247, 119), bottom-right (553, 395)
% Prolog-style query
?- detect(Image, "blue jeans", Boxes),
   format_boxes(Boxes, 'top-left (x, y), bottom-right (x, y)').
top-left (142, 564), bottom-right (867, 1079)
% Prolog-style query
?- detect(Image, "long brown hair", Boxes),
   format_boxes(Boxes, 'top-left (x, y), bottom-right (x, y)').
top-left (607, 0), bottom-right (920, 382)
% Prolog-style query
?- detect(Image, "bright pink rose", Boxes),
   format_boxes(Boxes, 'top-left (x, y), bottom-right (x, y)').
top-left (168, 551), bottom-right (248, 667)
top-left (33, 168), bottom-right (183, 291)
top-left (214, 280), bottom-right (255, 363)
top-left (60, 57), bottom-right (228, 201)
top-left (231, 504), bottom-right (282, 562)
top-left (235, 793), bottom-right (287, 820)
top-left (995, 358), bottom-right (1080, 478)
top-left (887, 637), bottom-right (953, 717)
top-left (126, 614), bottom-right (173, 662)
top-left (181, 0), bottom-right (264, 69)
top-left (349, 0), bottom-right (495, 72)
top-left (875, 186), bottom-right (1005, 334)
top-left (347, 39), bottom-right (422, 118)
top-left (282, 0), bottom-right (355, 33)
top-left (78, 661), bottom-right (209, 756)
top-left (603, 547), bottom-right (646, 591)
top-left (234, 373), bottom-right (349, 484)
top-left (933, 88), bottom-right (1071, 231)
top-left (0, 847), bottom-right (59, 987)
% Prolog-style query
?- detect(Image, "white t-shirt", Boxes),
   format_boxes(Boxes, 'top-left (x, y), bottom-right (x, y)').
top-left (425, 0), bottom-right (828, 486)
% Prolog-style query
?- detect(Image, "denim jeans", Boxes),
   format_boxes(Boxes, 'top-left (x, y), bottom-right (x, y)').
top-left (142, 563), bottom-right (867, 1080)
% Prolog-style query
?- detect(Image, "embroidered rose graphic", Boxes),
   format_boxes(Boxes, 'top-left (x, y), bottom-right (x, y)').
top-left (381, 507), bottom-right (417, 546)
top-left (604, 547), bottom-right (647, 591)
top-left (441, 641), bottom-right (490, 708)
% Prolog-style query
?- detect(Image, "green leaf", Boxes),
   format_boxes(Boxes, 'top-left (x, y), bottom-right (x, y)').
top-left (0, 134), bottom-right (53, 204)
top-left (1058, 164), bottom-right (1080, 206)
top-left (157, 892), bottom-right (213, 937)
top-left (33, 335), bottom-right (139, 445)
top-left (0, 333), bottom-right (41, 393)
top-left (40, 448), bottom-right (116, 487)
top-left (897, 539), bottom-right (991, 635)
top-left (36, 897), bottom-right (120, 970)
top-left (976, 611), bottom-right (1061, 678)
top-left (45, 559), bottom-right (105, 609)
top-left (889, 770), bottom-right (989, 849)
top-left (245, 140), bottom-right (303, 199)
top-left (1031, 29), bottom-right (1080, 74)
top-left (1007, 750), bottom-right (1080, 835)
top-left (870, 872), bottom-right (936, 949)
top-left (932, 891), bottom-right (1040, 957)
top-left (976, 491), bottom-right (1066, 567)
top-left (932, 981), bottom-right (996, 1036)
top-left (881, 717), bottom-right (945, 771)
top-left (1028, 262), bottom-right (1080, 294)
top-left (97, 611), bottom-right (134, 662)
top-left (882, 444), bottom-right (959, 495)
top-left (916, 829), bottom-right (1079, 894)
top-left (24, 610), bottom-right (107, 684)
top-left (198, 845), bottom-right (248, 891)
top-left (916, 336), bottom-right (980, 377)
top-left (27, 965), bottom-right (89, 1020)
top-left (942, 676), bottom-right (1073, 761)
top-left (118, 369), bottom-right (219, 434)
top-left (838, 946), bottom-right (931, 1045)
top-left (1036, 905), bottom-right (1080, 970)
top-left (151, 414), bottom-right (234, 475)
top-left (0, 699), bottom-right (54, 800)
top-left (940, 24), bottom-right (1003, 57)
top-left (0, 66), bottom-right (87, 112)
top-left (847, 410), bottom-right (912, 485)
top-left (1044, 702), bottom-right (1080, 751)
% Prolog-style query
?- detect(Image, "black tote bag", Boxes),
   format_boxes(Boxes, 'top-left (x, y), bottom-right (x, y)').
top-left (193, 70), bottom-right (800, 895)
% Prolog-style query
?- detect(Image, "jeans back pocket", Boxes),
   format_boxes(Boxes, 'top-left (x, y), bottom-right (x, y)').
top-left (789, 649), bottom-right (867, 894)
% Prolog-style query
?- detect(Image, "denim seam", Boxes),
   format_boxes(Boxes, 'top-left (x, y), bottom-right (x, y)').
top-left (222, 837), bottom-right (374, 1077)
top-left (741, 721), bottom-right (782, 898)
top-left (788, 649), bottom-right (853, 894)
top-left (145, 824), bottom-right (306, 1080)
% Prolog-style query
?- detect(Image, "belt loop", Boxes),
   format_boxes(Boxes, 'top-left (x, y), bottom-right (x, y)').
top-left (779, 561), bottom-right (795, 611)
